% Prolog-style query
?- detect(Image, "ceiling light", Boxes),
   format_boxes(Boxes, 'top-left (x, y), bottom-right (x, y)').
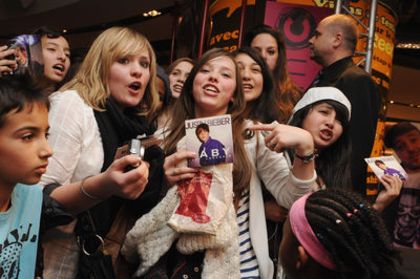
top-left (396, 43), bottom-right (420, 49)
top-left (142, 9), bottom-right (161, 17)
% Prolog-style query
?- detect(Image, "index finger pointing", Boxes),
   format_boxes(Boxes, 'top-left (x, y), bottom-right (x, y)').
top-left (249, 123), bottom-right (276, 131)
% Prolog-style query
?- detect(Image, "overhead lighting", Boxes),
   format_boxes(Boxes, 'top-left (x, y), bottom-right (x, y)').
top-left (142, 9), bottom-right (161, 17)
top-left (62, 29), bottom-right (67, 33)
top-left (396, 43), bottom-right (420, 49)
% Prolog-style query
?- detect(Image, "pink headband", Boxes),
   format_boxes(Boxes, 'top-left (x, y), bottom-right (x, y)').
top-left (289, 194), bottom-right (337, 270)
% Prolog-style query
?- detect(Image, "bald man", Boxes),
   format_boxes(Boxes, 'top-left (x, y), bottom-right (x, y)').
top-left (308, 14), bottom-right (380, 194)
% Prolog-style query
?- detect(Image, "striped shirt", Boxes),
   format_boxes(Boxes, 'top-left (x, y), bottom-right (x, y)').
top-left (237, 190), bottom-right (260, 278)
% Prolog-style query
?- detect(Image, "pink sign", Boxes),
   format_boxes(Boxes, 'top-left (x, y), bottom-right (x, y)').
top-left (264, 1), bottom-right (332, 90)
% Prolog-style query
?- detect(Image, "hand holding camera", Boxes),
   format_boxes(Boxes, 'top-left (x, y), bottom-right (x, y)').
top-left (124, 138), bottom-right (145, 172)
top-left (0, 45), bottom-right (18, 76)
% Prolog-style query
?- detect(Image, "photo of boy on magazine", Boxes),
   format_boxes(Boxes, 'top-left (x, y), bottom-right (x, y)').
top-left (365, 155), bottom-right (408, 181)
top-left (185, 114), bottom-right (234, 168)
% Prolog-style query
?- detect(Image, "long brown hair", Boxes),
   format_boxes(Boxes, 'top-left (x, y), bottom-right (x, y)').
top-left (245, 25), bottom-right (302, 123)
top-left (164, 48), bottom-right (252, 198)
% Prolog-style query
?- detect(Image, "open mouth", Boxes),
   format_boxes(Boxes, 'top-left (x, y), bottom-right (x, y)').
top-left (320, 129), bottom-right (333, 140)
top-left (128, 82), bottom-right (141, 91)
top-left (173, 84), bottom-right (183, 92)
top-left (52, 64), bottom-right (65, 72)
top-left (203, 84), bottom-right (218, 94)
top-left (243, 83), bottom-right (254, 90)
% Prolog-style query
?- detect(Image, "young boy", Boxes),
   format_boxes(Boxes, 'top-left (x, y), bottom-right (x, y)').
top-left (195, 123), bottom-right (226, 166)
top-left (0, 75), bottom-right (150, 278)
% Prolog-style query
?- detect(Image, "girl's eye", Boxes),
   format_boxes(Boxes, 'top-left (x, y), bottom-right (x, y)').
top-left (22, 133), bottom-right (34, 141)
top-left (251, 67), bottom-right (261, 73)
top-left (200, 68), bottom-right (210, 73)
top-left (118, 58), bottom-right (129, 64)
top-left (268, 49), bottom-right (276, 55)
top-left (222, 72), bottom-right (232, 78)
top-left (45, 132), bottom-right (50, 140)
top-left (47, 47), bottom-right (56, 52)
top-left (319, 109), bottom-right (330, 115)
top-left (140, 61), bottom-right (150, 68)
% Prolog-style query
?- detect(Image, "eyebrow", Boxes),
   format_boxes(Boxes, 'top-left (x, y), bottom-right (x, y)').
top-left (45, 42), bottom-right (70, 52)
top-left (220, 66), bottom-right (234, 72)
top-left (317, 103), bottom-right (334, 109)
top-left (13, 125), bottom-right (49, 134)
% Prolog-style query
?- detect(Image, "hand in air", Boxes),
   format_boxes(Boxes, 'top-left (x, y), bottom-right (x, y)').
top-left (250, 122), bottom-right (314, 155)
top-left (101, 154), bottom-right (150, 200)
top-left (0, 45), bottom-right (18, 76)
top-left (373, 174), bottom-right (403, 212)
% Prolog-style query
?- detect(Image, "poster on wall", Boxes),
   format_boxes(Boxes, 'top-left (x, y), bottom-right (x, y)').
top-left (208, 0), bottom-right (257, 52)
top-left (263, 1), bottom-right (332, 90)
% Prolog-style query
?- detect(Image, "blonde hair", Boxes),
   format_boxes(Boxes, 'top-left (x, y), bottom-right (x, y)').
top-left (61, 27), bottom-right (159, 118)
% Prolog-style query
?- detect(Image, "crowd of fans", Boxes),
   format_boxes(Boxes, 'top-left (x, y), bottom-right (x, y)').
top-left (0, 13), bottom-right (418, 279)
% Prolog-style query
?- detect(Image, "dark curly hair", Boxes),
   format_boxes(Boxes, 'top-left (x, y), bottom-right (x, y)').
top-left (304, 188), bottom-right (400, 279)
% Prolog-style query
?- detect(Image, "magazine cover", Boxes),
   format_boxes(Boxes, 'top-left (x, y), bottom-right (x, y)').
top-left (185, 114), bottom-right (234, 168)
top-left (365, 155), bottom-right (408, 181)
top-left (5, 34), bottom-right (45, 85)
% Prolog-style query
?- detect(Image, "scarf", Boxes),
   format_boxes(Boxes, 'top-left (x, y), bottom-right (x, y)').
top-left (78, 98), bottom-right (156, 237)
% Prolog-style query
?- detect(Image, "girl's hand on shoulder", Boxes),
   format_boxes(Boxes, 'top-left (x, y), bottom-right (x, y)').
top-left (100, 154), bottom-right (150, 200)
top-left (163, 150), bottom-right (198, 187)
top-left (250, 123), bottom-right (314, 154)
top-left (373, 174), bottom-right (403, 212)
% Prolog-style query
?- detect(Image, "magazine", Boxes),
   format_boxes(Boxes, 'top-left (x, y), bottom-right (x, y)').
top-left (365, 155), bottom-right (408, 181)
top-left (185, 114), bottom-right (234, 168)
top-left (4, 34), bottom-right (45, 86)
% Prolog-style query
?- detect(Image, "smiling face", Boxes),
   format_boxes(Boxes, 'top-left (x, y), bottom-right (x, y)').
top-left (41, 36), bottom-right (71, 83)
top-left (192, 56), bottom-right (236, 118)
top-left (302, 102), bottom-right (343, 150)
top-left (235, 53), bottom-right (263, 102)
top-left (0, 103), bottom-right (52, 190)
top-left (169, 61), bottom-right (194, 98)
top-left (393, 130), bottom-right (420, 171)
top-left (107, 49), bottom-right (151, 108)
top-left (250, 33), bottom-right (278, 71)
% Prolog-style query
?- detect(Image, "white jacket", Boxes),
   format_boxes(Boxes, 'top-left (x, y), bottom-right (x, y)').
top-left (244, 123), bottom-right (316, 279)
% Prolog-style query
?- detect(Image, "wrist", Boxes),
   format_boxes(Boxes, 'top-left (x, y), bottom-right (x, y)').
top-left (294, 151), bottom-right (317, 163)
top-left (80, 174), bottom-right (110, 201)
top-left (295, 131), bottom-right (314, 155)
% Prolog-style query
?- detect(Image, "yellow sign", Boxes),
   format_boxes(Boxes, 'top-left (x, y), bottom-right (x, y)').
top-left (277, 0), bottom-right (397, 80)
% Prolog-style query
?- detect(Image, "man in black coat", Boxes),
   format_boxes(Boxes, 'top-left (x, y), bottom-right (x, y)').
top-left (308, 14), bottom-right (380, 194)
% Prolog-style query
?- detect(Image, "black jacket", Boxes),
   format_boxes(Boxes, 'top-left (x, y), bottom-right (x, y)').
top-left (311, 56), bottom-right (381, 194)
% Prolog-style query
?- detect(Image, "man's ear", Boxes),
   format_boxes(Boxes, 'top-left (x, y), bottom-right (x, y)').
top-left (296, 245), bottom-right (309, 270)
top-left (333, 32), bottom-right (343, 48)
